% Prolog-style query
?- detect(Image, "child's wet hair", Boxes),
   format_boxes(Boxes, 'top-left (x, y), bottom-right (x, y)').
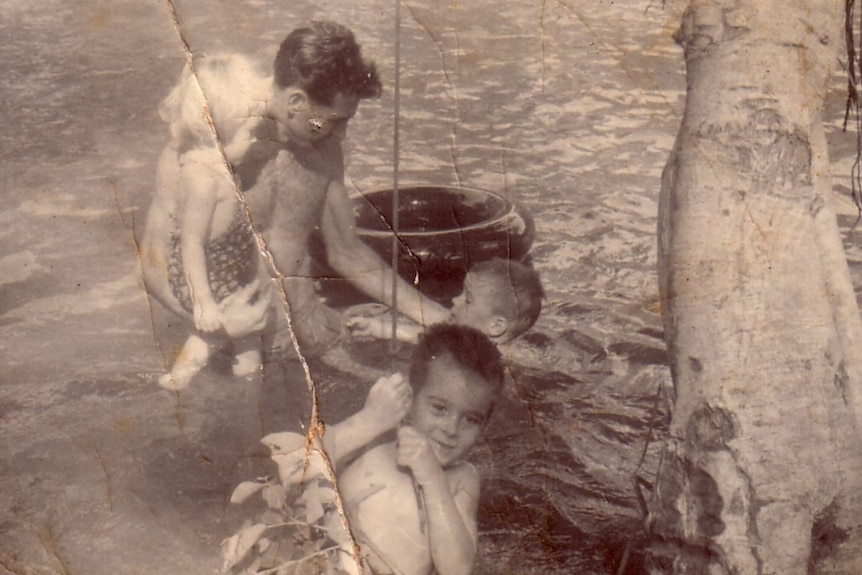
top-left (160, 54), bottom-right (265, 154)
top-left (472, 258), bottom-right (544, 341)
top-left (274, 20), bottom-right (382, 106)
top-left (409, 323), bottom-right (505, 397)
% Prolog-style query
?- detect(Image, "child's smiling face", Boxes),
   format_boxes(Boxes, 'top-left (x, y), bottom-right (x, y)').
top-left (408, 353), bottom-right (496, 468)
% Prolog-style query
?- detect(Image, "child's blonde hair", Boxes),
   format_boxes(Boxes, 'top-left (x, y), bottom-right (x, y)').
top-left (160, 54), bottom-right (267, 159)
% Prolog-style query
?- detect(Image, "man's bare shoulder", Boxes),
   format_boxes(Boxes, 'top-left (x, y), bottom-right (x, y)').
top-left (261, 134), bottom-right (340, 173)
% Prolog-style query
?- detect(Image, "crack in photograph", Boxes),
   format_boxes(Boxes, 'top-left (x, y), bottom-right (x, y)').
top-left (4, 0), bottom-right (862, 573)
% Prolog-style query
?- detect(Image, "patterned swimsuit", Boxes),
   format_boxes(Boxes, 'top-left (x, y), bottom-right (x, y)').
top-left (167, 206), bottom-right (258, 314)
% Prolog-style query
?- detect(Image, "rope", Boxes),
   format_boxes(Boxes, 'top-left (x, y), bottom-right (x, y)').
top-left (844, 0), bottom-right (862, 226)
top-left (390, 0), bottom-right (402, 353)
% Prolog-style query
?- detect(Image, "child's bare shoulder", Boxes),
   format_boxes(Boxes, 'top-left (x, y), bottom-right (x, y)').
top-left (447, 460), bottom-right (481, 496)
top-left (179, 146), bottom-right (231, 179)
top-left (180, 144), bottom-right (222, 163)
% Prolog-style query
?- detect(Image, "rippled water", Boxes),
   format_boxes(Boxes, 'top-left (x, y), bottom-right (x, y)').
top-left (0, 0), bottom-right (681, 572)
top-left (276, 3), bottom-right (685, 571)
top-left (7, 0), bottom-right (862, 573)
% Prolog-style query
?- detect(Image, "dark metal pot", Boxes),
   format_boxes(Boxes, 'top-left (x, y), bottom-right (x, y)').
top-left (313, 185), bottom-right (535, 306)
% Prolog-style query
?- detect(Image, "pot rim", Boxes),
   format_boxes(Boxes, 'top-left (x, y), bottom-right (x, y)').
top-left (352, 184), bottom-right (527, 238)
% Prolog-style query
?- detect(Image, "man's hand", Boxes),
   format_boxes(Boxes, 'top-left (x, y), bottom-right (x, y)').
top-left (217, 279), bottom-right (272, 338)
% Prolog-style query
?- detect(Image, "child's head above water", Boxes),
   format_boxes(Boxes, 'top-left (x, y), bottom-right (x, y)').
top-left (407, 323), bottom-right (504, 467)
top-left (450, 258), bottom-right (544, 344)
top-left (160, 54), bottom-right (266, 155)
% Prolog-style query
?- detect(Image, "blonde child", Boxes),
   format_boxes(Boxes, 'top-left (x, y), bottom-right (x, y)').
top-left (143, 22), bottom-right (453, 386)
top-left (142, 55), bottom-right (270, 389)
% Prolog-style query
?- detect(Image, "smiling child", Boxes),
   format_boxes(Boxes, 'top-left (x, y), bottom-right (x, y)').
top-left (324, 323), bottom-right (504, 575)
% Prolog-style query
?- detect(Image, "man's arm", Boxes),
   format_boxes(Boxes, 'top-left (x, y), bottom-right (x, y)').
top-left (319, 179), bottom-right (450, 326)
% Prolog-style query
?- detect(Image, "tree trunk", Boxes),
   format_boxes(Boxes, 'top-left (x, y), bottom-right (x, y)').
top-left (649, 1), bottom-right (862, 572)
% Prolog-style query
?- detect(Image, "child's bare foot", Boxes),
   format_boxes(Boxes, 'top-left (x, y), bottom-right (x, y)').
top-left (158, 335), bottom-right (210, 390)
top-left (158, 363), bottom-right (204, 390)
top-left (232, 347), bottom-right (261, 377)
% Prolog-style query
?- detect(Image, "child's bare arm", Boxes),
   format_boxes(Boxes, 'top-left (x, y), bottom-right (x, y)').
top-left (324, 374), bottom-right (411, 467)
top-left (346, 315), bottom-right (424, 344)
top-left (178, 168), bottom-right (221, 332)
top-left (396, 427), bottom-right (479, 575)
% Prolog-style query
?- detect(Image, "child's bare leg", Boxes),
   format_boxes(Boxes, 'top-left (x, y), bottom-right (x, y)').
top-left (158, 333), bottom-right (211, 390)
top-left (232, 334), bottom-right (261, 377)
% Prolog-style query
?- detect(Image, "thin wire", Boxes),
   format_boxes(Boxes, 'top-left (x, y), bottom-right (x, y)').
top-left (845, 0), bottom-right (862, 227)
top-left (390, 0), bottom-right (402, 353)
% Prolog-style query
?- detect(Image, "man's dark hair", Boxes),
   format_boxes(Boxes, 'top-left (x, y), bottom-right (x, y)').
top-left (409, 324), bottom-right (505, 398)
top-left (274, 20), bottom-right (382, 106)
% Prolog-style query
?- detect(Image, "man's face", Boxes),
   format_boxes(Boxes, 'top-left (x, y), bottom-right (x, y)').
top-left (408, 354), bottom-right (495, 468)
top-left (272, 88), bottom-right (359, 146)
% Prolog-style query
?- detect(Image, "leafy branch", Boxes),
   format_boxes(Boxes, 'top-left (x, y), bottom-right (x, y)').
top-left (220, 432), bottom-right (358, 575)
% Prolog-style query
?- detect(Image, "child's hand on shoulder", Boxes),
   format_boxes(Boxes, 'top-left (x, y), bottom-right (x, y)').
top-left (363, 373), bottom-right (411, 430)
top-left (396, 426), bottom-right (445, 486)
top-left (194, 299), bottom-right (222, 332)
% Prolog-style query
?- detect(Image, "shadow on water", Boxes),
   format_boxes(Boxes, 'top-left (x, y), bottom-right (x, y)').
top-left (475, 364), bottom-right (664, 574)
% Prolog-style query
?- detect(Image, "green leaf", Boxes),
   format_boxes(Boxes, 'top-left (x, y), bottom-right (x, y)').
top-left (324, 511), bottom-right (352, 545)
top-left (317, 485), bottom-right (335, 502)
top-left (272, 451), bottom-right (306, 484)
top-left (272, 446), bottom-right (332, 486)
top-left (300, 480), bottom-right (325, 524)
top-left (261, 509), bottom-right (285, 525)
top-left (262, 431), bottom-right (307, 455)
top-left (257, 537), bottom-right (271, 553)
top-left (305, 449), bottom-right (332, 481)
top-left (230, 480), bottom-right (267, 504)
top-left (263, 483), bottom-right (287, 509)
top-left (221, 523), bottom-right (268, 571)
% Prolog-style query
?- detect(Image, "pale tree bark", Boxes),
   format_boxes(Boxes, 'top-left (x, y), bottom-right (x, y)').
top-left (649, 0), bottom-right (862, 572)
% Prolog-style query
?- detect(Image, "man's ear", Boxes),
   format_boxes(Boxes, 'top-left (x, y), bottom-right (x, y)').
top-left (486, 316), bottom-right (509, 339)
top-left (285, 89), bottom-right (309, 114)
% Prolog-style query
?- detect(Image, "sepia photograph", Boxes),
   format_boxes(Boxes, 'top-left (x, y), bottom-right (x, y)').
top-left (4, 0), bottom-right (862, 573)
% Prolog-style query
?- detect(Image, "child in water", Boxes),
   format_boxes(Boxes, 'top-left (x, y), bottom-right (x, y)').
top-left (142, 55), bottom-right (270, 389)
top-left (325, 323), bottom-right (505, 575)
top-left (348, 257), bottom-right (544, 345)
